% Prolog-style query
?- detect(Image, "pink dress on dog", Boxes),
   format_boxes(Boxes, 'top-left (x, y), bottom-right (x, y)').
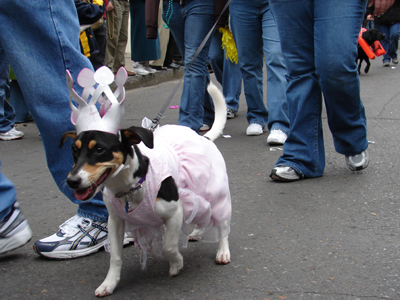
top-left (107, 125), bottom-right (231, 268)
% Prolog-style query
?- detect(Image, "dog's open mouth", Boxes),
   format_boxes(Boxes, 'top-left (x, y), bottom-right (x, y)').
top-left (74, 169), bottom-right (112, 201)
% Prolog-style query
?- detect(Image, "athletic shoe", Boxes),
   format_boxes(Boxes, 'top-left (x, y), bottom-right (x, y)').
top-left (246, 123), bottom-right (263, 136)
top-left (392, 58), bottom-right (399, 64)
top-left (267, 129), bottom-right (287, 145)
top-left (383, 61), bottom-right (390, 67)
top-left (270, 165), bottom-right (301, 181)
top-left (33, 215), bottom-right (108, 259)
top-left (0, 127), bottom-right (24, 141)
top-left (345, 150), bottom-right (369, 171)
top-left (131, 62), bottom-right (150, 75)
top-left (199, 124), bottom-right (211, 132)
top-left (227, 107), bottom-right (238, 119)
top-left (0, 202), bottom-right (32, 254)
top-left (143, 66), bottom-right (157, 74)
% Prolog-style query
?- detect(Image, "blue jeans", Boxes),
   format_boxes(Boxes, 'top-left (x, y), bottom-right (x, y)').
top-left (9, 80), bottom-right (31, 123)
top-left (0, 0), bottom-right (108, 222)
top-left (375, 23), bottom-right (400, 63)
top-left (163, 0), bottom-right (215, 132)
top-left (0, 43), bottom-right (15, 134)
top-left (209, 30), bottom-right (242, 112)
top-left (0, 159), bottom-right (16, 220)
top-left (270, 0), bottom-right (369, 178)
top-left (229, 0), bottom-right (289, 133)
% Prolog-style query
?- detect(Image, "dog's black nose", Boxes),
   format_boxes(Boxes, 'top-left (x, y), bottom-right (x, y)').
top-left (67, 175), bottom-right (82, 189)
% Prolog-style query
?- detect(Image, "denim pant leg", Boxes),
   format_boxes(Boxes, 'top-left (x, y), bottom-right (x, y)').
top-left (260, 3), bottom-right (289, 134)
top-left (209, 30), bottom-right (242, 112)
top-left (230, 0), bottom-right (268, 127)
top-left (270, 0), bottom-right (368, 177)
top-left (164, 0), bottom-right (215, 132)
top-left (0, 0), bottom-right (108, 222)
top-left (376, 24), bottom-right (392, 63)
top-left (9, 80), bottom-right (31, 123)
top-left (0, 43), bottom-right (15, 133)
top-left (0, 159), bottom-right (16, 220)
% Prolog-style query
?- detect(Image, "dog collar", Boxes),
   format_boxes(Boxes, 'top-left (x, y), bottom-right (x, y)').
top-left (115, 176), bottom-right (146, 198)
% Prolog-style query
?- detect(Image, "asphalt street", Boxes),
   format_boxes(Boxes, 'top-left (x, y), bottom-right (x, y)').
top-left (1, 58), bottom-right (400, 300)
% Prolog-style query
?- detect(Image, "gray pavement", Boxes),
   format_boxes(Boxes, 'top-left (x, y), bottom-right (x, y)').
top-left (1, 58), bottom-right (400, 300)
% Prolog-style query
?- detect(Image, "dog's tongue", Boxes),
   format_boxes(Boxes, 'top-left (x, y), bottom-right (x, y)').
top-left (74, 187), bottom-right (93, 200)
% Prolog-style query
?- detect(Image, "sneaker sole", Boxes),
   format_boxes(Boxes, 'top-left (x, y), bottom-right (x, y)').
top-left (0, 225), bottom-right (32, 254)
top-left (33, 239), bottom-right (107, 259)
top-left (270, 171), bottom-right (300, 182)
top-left (33, 237), bottom-right (134, 259)
top-left (0, 135), bottom-right (24, 141)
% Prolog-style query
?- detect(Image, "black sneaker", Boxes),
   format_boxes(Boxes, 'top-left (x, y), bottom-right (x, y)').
top-left (0, 202), bottom-right (32, 254)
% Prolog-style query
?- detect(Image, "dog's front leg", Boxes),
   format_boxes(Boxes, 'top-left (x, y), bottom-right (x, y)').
top-left (155, 199), bottom-right (184, 277)
top-left (95, 206), bottom-right (125, 297)
top-left (215, 220), bottom-right (230, 264)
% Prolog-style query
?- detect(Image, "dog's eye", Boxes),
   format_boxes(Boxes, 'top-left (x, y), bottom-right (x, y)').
top-left (71, 145), bottom-right (79, 155)
top-left (94, 146), bottom-right (105, 154)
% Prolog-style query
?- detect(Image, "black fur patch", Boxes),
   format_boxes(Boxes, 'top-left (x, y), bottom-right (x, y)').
top-left (157, 176), bottom-right (179, 202)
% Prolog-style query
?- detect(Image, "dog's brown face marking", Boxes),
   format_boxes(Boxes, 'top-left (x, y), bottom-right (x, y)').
top-left (68, 131), bottom-right (128, 178)
top-left (88, 140), bottom-right (97, 150)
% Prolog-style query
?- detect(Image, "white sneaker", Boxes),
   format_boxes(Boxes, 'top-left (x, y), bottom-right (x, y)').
top-left (200, 124), bottom-right (210, 132)
top-left (0, 127), bottom-right (24, 141)
top-left (345, 150), bottom-right (369, 171)
top-left (267, 129), bottom-right (287, 145)
top-left (132, 66), bottom-right (150, 76)
top-left (270, 165), bottom-right (301, 181)
top-left (144, 66), bottom-right (157, 74)
top-left (246, 123), bottom-right (263, 136)
top-left (131, 62), bottom-right (150, 75)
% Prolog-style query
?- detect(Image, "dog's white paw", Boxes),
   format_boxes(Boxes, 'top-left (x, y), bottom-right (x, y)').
top-left (169, 254), bottom-right (184, 277)
top-left (95, 280), bottom-right (119, 297)
top-left (216, 250), bottom-right (230, 264)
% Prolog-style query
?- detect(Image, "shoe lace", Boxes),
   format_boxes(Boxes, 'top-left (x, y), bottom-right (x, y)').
top-left (59, 215), bottom-right (91, 236)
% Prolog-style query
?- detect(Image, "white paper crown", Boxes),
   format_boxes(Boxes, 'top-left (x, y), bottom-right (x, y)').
top-left (66, 66), bottom-right (127, 135)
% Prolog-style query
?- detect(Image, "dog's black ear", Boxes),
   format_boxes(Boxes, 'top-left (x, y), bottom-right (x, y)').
top-left (121, 126), bottom-right (154, 149)
top-left (59, 131), bottom-right (77, 148)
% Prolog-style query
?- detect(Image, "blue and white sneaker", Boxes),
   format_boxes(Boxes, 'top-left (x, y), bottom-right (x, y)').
top-left (0, 202), bottom-right (32, 254)
top-left (33, 215), bottom-right (108, 259)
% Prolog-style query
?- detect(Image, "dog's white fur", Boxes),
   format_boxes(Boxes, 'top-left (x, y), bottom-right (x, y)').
top-left (93, 82), bottom-right (230, 297)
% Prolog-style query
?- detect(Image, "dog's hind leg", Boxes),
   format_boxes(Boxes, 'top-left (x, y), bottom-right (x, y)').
top-left (365, 59), bottom-right (371, 73)
top-left (215, 220), bottom-right (230, 264)
top-left (156, 199), bottom-right (184, 277)
top-left (95, 201), bottom-right (125, 297)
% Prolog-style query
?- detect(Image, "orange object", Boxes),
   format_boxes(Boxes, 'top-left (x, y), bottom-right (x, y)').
top-left (372, 40), bottom-right (386, 56)
top-left (358, 28), bottom-right (375, 59)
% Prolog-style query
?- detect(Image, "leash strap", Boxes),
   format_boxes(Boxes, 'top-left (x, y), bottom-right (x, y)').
top-left (148, 0), bottom-right (232, 131)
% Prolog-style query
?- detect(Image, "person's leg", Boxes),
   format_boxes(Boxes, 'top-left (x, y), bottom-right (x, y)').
top-left (0, 44), bottom-right (14, 133)
top-left (105, 1), bottom-right (123, 72)
top-left (0, 159), bottom-right (32, 254)
top-left (114, 1), bottom-right (130, 70)
top-left (270, 0), bottom-right (324, 178)
top-left (165, 0), bottom-right (215, 132)
top-left (9, 80), bottom-right (31, 123)
top-left (209, 29), bottom-right (242, 113)
top-left (0, 0), bottom-right (108, 220)
top-left (389, 23), bottom-right (400, 60)
top-left (230, 0), bottom-right (268, 128)
top-left (314, 0), bottom-right (368, 157)
top-left (375, 23), bottom-right (391, 64)
top-left (90, 22), bottom-right (108, 70)
top-left (260, 0), bottom-right (289, 135)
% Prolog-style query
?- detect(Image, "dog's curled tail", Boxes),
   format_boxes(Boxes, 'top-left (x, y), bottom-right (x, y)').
top-left (204, 82), bottom-right (227, 142)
